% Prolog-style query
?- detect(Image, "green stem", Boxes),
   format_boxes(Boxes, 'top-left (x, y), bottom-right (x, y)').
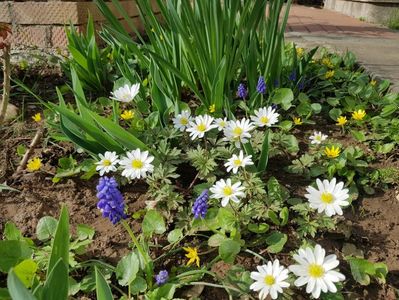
top-left (244, 249), bottom-right (267, 262)
top-left (121, 220), bottom-right (153, 288)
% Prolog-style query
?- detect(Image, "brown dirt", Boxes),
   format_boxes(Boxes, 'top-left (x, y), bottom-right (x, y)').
top-left (1, 114), bottom-right (399, 299)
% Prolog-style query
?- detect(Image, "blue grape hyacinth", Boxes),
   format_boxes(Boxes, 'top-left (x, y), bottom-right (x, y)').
top-left (237, 83), bottom-right (248, 99)
top-left (96, 176), bottom-right (127, 224)
top-left (192, 189), bottom-right (209, 219)
top-left (155, 270), bottom-right (169, 285)
top-left (289, 71), bottom-right (297, 82)
top-left (256, 76), bottom-right (267, 94)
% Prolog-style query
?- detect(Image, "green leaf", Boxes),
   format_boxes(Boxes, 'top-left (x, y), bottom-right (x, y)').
top-left (7, 270), bottom-right (36, 300)
top-left (350, 130), bottom-right (366, 142)
top-left (346, 257), bottom-right (388, 285)
top-left (279, 207), bottom-right (289, 226)
top-left (247, 223), bottom-right (269, 234)
top-left (219, 239), bottom-right (241, 264)
top-left (42, 259), bottom-right (69, 300)
top-left (13, 259), bottom-right (37, 288)
top-left (36, 216), bottom-right (58, 241)
top-left (95, 267), bottom-right (113, 300)
top-left (0, 241), bottom-right (32, 272)
top-left (265, 232), bottom-right (287, 253)
top-left (216, 208), bottom-right (236, 231)
top-left (272, 88), bottom-right (294, 110)
top-left (329, 108), bottom-right (342, 121)
top-left (208, 234), bottom-right (227, 247)
top-left (4, 222), bottom-right (22, 241)
top-left (167, 229), bottom-right (183, 244)
top-left (257, 130), bottom-right (269, 172)
top-left (47, 206), bottom-right (69, 278)
top-left (130, 276), bottom-right (147, 294)
top-left (142, 210), bottom-right (166, 237)
top-left (77, 224), bottom-right (95, 241)
top-left (16, 145), bottom-right (26, 156)
top-left (267, 210), bottom-right (280, 225)
top-left (116, 252), bottom-right (139, 286)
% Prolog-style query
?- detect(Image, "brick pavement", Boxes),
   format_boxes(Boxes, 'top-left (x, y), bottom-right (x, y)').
top-left (286, 5), bottom-right (399, 92)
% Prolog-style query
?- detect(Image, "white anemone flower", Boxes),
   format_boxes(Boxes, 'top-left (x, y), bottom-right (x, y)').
top-left (119, 149), bottom-right (154, 179)
top-left (95, 151), bottom-right (119, 176)
top-left (251, 106), bottom-right (279, 127)
top-left (210, 178), bottom-right (245, 207)
top-left (309, 131), bottom-right (328, 145)
top-left (289, 244), bottom-right (345, 299)
top-left (224, 150), bottom-right (253, 174)
top-left (110, 83), bottom-right (140, 102)
top-left (305, 178), bottom-right (349, 217)
top-left (223, 118), bottom-right (255, 148)
top-left (214, 117), bottom-right (228, 131)
top-left (186, 114), bottom-right (217, 140)
top-left (250, 259), bottom-right (290, 300)
top-left (172, 110), bottom-right (192, 132)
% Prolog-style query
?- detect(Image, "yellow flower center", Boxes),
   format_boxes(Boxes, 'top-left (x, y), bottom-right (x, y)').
top-left (308, 264), bottom-right (325, 278)
top-left (233, 127), bottom-right (243, 135)
top-left (197, 123), bottom-right (207, 132)
top-left (321, 192), bottom-right (334, 204)
top-left (102, 159), bottom-right (112, 167)
top-left (233, 159), bottom-right (242, 166)
top-left (264, 275), bottom-right (275, 286)
top-left (180, 118), bottom-right (188, 125)
top-left (223, 186), bottom-right (233, 196)
top-left (131, 159), bottom-right (143, 169)
top-left (260, 116), bottom-right (269, 124)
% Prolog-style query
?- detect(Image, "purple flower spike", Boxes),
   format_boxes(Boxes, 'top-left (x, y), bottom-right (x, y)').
top-left (96, 176), bottom-right (127, 224)
top-left (192, 189), bottom-right (209, 219)
top-left (237, 83), bottom-right (248, 99)
top-left (256, 76), bottom-right (267, 94)
top-left (289, 71), bottom-right (297, 82)
top-left (155, 270), bottom-right (169, 285)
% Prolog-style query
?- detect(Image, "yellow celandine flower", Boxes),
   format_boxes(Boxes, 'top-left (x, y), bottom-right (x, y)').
top-left (183, 247), bottom-right (200, 267)
top-left (336, 116), bottom-right (347, 126)
top-left (209, 104), bottom-right (216, 113)
top-left (370, 80), bottom-right (377, 86)
top-left (321, 57), bottom-right (334, 69)
top-left (296, 47), bottom-right (304, 57)
top-left (32, 113), bottom-right (41, 122)
top-left (324, 146), bottom-right (341, 158)
top-left (121, 110), bottom-right (134, 120)
top-left (27, 157), bottom-right (42, 172)
top-left (293, 117), bottom-right (303, 125)
top-left (325, 70), bottom-right (335, 80)
top-left (352, 109), bottom-right (366, 121)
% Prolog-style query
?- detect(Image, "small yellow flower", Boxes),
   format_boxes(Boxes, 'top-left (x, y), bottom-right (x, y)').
top-left (296, 47), bottom-right (304, 57)
top-left (352, 109), bottom-right (366, 121)
top-left (325, 70), bottom-right (335, 80)
top-left (183, 247), bottom-right (200, 267)
top-left (322, 57), bottom-right (334, 69)
top-left (324, 146), bottom-right (341, 158)
top-left (121, 110), bottom-right (134, 120)
top-left (370, 80), bottom-right (377, 86)
top-left (209, 104), bottom-right (216, 113)
top-left (336, 116), bottom-right (347, 126)
top-left (32, 113), bottom-right (41, 123)
top-left (27, 157), bottom-right (42, 172)
top-left (293, 117), bottom-right (303, 125)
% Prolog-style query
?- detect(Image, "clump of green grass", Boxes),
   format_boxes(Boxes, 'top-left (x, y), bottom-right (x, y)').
top-left (387, 9), bottom-right (399, 30)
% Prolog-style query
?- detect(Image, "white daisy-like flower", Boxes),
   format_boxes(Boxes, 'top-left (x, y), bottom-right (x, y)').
top-left (186, 114), bottom-right (217, 140)
top-left (172, 110), bottom-right (192, 132)
top-left (110, 83), bottom-right (140, 102)
top-left (224, 150), bottom-right (253, 174)
top-left (309, 131), bottom-right (328, 145)
top-left (210, 178), bottom-right (245, 207)
top-left (251, 106), bottom-right (279, 127)
top-left (223, 118), bottom-right (255, 148)
top-left (250, 259), bottom-right (290, 300)
top-left (305, 178), bottom-right (349, 217)
top-left (119, 149), bottom-right (154, 179)
top-left (289, 244), bottom-right (345, 299)
top-left (95, 151), bottom-right (119, 176)
top-left (214, 117), bottom-right (228, 131)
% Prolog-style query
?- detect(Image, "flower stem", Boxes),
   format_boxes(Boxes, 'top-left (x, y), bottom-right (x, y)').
top-left (121, 220), bottom-right (153, 288)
